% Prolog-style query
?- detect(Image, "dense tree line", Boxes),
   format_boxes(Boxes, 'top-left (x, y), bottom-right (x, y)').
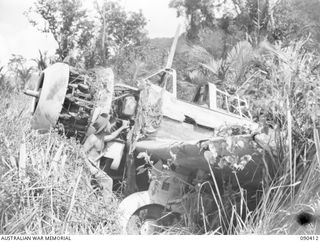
top-left (25, 0), bottom-right (149, 82)
top-left (5, 0), bottom-right (320, 90)
top-left (166, 0), bottom-right (320, 97)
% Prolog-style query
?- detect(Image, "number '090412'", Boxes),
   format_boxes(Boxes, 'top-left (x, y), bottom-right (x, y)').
top-left (300, 236), bottom-right (319, 240)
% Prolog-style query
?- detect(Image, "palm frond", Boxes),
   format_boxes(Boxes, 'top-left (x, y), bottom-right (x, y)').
top-left (189, 45), bottom-right (214, 64)
top-left (200, 59), bottom-right (223, 76)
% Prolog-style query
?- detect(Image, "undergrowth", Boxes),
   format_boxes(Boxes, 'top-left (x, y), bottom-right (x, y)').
top-left (0, 91), bottom-right (122, 235)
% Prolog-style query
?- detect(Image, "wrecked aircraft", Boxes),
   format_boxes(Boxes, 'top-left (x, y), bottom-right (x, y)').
top-left (24, 26), bottom-right (276, 234)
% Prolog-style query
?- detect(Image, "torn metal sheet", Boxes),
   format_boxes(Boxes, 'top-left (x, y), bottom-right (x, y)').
top-left (141, 78), bottom-right (259, 142)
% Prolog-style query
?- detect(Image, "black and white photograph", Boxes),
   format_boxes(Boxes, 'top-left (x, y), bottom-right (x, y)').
top-left (0, 0), bottom-right (320, 238)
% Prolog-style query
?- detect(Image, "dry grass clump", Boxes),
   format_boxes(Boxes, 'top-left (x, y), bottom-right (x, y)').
top-left (229, 39), bottom-right (320, 234)
top-left (233, 134), bottom-right (320, 235)
top-left (0, 91), bottom-right (121, 235)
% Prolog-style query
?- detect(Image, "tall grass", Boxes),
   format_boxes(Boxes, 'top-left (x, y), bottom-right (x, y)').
top-left (0, 90), bottom-right (122, 234)
top-left (222, 40), bottom-right (320, 234)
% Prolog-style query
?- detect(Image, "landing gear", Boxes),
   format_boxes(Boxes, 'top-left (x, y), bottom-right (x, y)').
top-left (127, 204), bottom-right (163, 234)
top-left (126, 204), bottom-right (180, 235)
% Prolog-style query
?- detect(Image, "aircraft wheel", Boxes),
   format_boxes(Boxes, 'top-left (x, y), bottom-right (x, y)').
top-left (126, 204), bottom-right (180, 235)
